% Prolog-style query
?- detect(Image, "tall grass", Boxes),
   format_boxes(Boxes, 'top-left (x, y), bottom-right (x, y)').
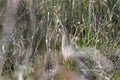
top-left (0, 0), bottom-right (120, 80)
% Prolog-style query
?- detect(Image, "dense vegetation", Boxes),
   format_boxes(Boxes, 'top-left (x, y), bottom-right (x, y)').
top-left (0, 0), bottom-right (120, 80)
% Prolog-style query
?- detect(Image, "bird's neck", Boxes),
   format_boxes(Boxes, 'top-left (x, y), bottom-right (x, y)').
top-left (62, 31), bottom-right (70, 49)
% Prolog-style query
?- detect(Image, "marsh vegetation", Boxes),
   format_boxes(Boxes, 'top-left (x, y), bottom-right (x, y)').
top-left (0, 0), bottom-right (120, 80)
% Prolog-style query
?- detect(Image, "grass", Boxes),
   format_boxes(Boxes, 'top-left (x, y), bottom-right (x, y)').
top-left (0, 0), bottom-right (120, 80)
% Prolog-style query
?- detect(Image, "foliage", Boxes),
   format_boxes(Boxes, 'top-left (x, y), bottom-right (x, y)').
top-left (0, 0), bottom-right (120, 80)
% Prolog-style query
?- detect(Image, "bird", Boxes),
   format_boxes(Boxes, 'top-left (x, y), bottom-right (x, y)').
top-left (57, 20), bottom-right (114, 80)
